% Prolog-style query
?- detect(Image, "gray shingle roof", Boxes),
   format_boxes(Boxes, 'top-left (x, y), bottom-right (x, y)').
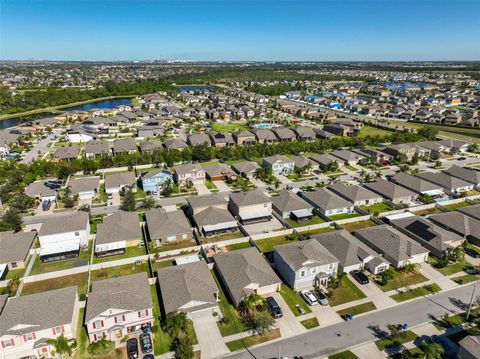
top-left (85, 140), bottom-right (109, 155)
top-left (429, 211), bottom-right (480, 238)
top-left (364, 179), bottom-right (416, 200)
top-left (263, 155), bottom-right (294, 166)
top-left (113, 138), bottom-right (137, 153)
top-left (459, 203), bottom-right (480, 221)
top-left (95, 211), bottom-right (141, 245)
top-left (104, 172), bottom-right (136, 189)
top-left (54, 146), bottom-right (81, 159)
top-left (416, 172), bottom-right (472, 190)
top-left (301, 188), bottom-right (352, 210)
top-left (145, 208), bottom-right (191, 239)
top-left (330, 149), bottom-right (367, 163)
top-left (174, 163), bottom-right (204, 176)
top-left (231, 161), bottom-right (260, 175)
top-left (187, 193), bottom-right (227, 211)
top-left (229, 189), bottom-right (271, 207)
top-left (68, 177), bottom-right (100, 194)
top-left (328, 183), bottom-right (381, 203)
top-left (140, 140), bottom-right (164, 152)
top-left (193, 206), bottom-right (236, 227)
top-left (444, 165), bottom-right (480, 185)
top-left (25, 180), bottom-right (56, 198)
top-left (390, 172), bottom-right (442, 193)
top-left (271, 190), bottom-right (313, 213)
top-left (39, 211), bottom-right (89, 236)
top-left (274, 239), bottom-right (338, 271)
top-left (0, 231), bottom-right (36, 264)
top-left (309, 153), bottom-right (338, 167)
top-left (163, 138), bottom-right (188, 150)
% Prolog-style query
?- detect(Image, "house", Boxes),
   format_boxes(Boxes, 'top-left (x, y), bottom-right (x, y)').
top-left (232, 130), bottom-right (257, 145)
top-left (203, 163), bottom-right (237, 181)
top-left (459, 203), bottom-right (480, 221)
top-left (141, 169), bottom-right (173, 193)
top-left (187, 133), bottom-right (211, 147)
top-left (157, 261), bottom-right (219, 317)
top-left (289, 155), bottom-right (319, 173)
top-left (94, 211), bottom-right (142, 257)
top-left (145, 208), bottom-right (192, 246)
top-left (384, 144), bottom-right (416, 161)
top-left (54, 146), bottom-right (81, 160)
top-left (85, 273), bottom-right (153, 342)
top-left (328, 183), bottom-right (383, 207)
top-left (300, 188), bottom-right (354, 217)
top-left (429, 211), bottom-right (480, 247)
top-left (271, 190), bottom-right (314, 221)
top-left (390, 214), bottom-right (464, 258)
top-left (274, 240), bottom-right (339, 289)
top-left (364, 179), bottom-right (417, 204)
top-left (136, 125), bottom-right (164, 138)
top-left (228, 189), bottom-right (272, 224)
top-left (85, 140), bottom-right (109, 158)
top-left (313, 128), bottom-right (336, 140)
top-left (438, 138), bottom-right (470, 153)
top-left (112, 138), bottom-right (137, 155)
top-left (262, 155), bottom-right (295, 176)
top-left (173, 164), bottom-right (205, 185)
top-left (163, 138), bottom-right (188, 150)
top-left (390, 172), bottom-right (445, 198)
top-left (251, 128), bottom-right (278, 144)
top-left (0, 231), bottom-right (36, 280)
top-left (187, 194), bottom-right (238, 237)
top-left (25, 180), bottom-right (58, 203)
top-left (444, 165), bottom-right (480, 187)
top-left (208, 131), bottom-right (235, 147)
top-left (272, 127), bottom-right (296, 142)
top-left (231, 161), bottom-right (260, 178)
top-left (139, 140), bottom-right (164, 153)
top-left (67, 176), bottom-right (100, 200)
top-left (38, 211), bottom-right (89, 262)
top-left (309, 153), bottom-right (342, 170)
top-left (313, 230), bottom-right (389, 274)
top-left (416, 172), bottom-right (473, 195)
top-left (330, 149), bottom-right (367, 165)
top-left (293, 126), bottom-right (316, 141)
top-left (104, 172), bottom-right (137, 194)
top-left (214, 247), bottom-right (281, 308)
top-left (457, 335), bottom-right (480, 359)
top-left (355, 224), bottom-right (429, 268)
top-left (0, 287), bottom-right (79, 359)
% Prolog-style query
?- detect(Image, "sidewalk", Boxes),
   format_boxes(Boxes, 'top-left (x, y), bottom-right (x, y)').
top-left (418, 263), bottom-right (458, 290)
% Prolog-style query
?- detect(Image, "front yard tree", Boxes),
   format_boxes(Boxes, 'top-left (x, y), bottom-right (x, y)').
top-left (418, 126), bottom-right (438, 141)
top-left (46, 334), bottom-right (77, 357)
top-left (420, 339), bottom-right (444, 359)
top-left (0, 210), bottom-right (22, 232)
top-left (243, 293), bottom-right (265, 315)
top-left (163, 312), bottom-right (192, 338)
top-left (173, 334), bottom-right (194, 359)
top-left (143, 196), bottom-right (155, 209)
top-left (121, 189), bottom-right (136, 211)
top-left (243, 309), bottom-right (275, 336)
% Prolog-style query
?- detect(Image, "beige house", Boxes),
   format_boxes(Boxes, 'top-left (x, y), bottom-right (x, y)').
top-left (228, 189), bottom-right (273, 224)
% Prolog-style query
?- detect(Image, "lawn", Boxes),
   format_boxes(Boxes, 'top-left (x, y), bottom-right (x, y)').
top-left (428, 257), bottom-right (473, 276)
top-left (201, 231), bottom-right (245, 243)
top-left (413, 207), bottom-right (442, 216)
top-left (328, 212), bottom-right (362, 221)
top-left (361, 202), bottom-right (395, 215)
top-left (341, 219), bottom-right (377, 233)
top-left (336, 301), bottom-right (377, 317)
top-left (29, 241), bottom-right (93, 275)
top-left (453, 273), bottom-right (480, 284)
top-left (90, 261), bottom-right (151, 282)
top-left (92, 245), bottom-right (147, 264)
top-left (300, 226), bottom-right (335, 237)
top-left (279, 284), bottom-right (311, 316)
top-left (5, 267), bottom-right (27, 280)
top-left (327, 276), bottom-right (366, 306)
top-left (21, 272), bottom-right (88, 298)
top-left (225, 329), bottom-right (281, 352)
top-left (375, 330), bottom-right (418, 351)
top-left (211, 122), bottom-right (247, 133)
top-left (357, 125), bottom-right (392, 139)
top-left (226, 241), bottom-right (252, 251)
top-left (329, 351), bottom-right (359, 359)
top-left (205, 180), bottom-right (218, 192)
top-left (255, 235), bottom-right (298, 253)
top-left (149, 240), bottom-right (197, 253)
top-left (375, 270), bottom-right (428, 292)
top-left (388, 347), bottom-right (424, 359)
top-left (151, 259), bottom-right (175, 273)
top-left (150, 285), bottom-right (174, 355)
top-left (301, 317), bottom-right (319, 329)
top-left (211, 269), bottom-right (246, 336)
top-left (385, 120), bottom-right (480, 142)
top-left (443, 201), bottom-right (471, 211)
top-left (285, 215), bottom-right (325, 228)
top-left (432, 313), bottom-right (467, 330)
top-left (390, 284), bottom-right (441, 302)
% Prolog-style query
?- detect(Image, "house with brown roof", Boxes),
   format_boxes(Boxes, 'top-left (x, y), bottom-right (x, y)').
top-left (232, 130), bottom-right (257, 145)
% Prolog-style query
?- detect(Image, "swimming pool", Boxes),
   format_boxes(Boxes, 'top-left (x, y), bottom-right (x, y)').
top-left (256, 123), bottom-right (274, 129)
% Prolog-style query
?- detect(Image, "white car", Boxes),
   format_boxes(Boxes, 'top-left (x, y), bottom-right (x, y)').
top-left (300, 290), bottom-right (318, 306)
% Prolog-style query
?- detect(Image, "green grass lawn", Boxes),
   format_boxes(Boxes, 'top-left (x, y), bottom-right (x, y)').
top-left (211, 122), bottom-right (247, 133)
top-left (5, 266), bottom-right (27, 280)
top-left (375, 330), bottom-right (418, 351)
top-left (92, 244), bottom-right (147, 264)
top-left (336, 301), bottom-right (377, 317)
top-left (151, 259), bottom-right (175, 273)
top-left (385, 120), bottom-right (480, 142)
top-left (375, 270), bottom-right (428, 292)
top-left (30, 241), bottom-right (93, 275)
top-left (149, 239), bottom-right (197, 253)
top-left (327, 276), bottom-right (366, 306)
top-left (279, 284), bottom-right (311, 316)
top-left (150, 285), bottom-right (174, 355)
top-left (226, 241), bottom-right (252, 251)
top-left (357, 125), bottom-right (392, 138)
top-left (91, 261), bottom-right (151, 282)
top-left (341, 219), bottom-right (377, 233)
top-left (22, 272), bottom-right (88, 297)
top-left (390, 283), bottom-right (441, 302)
top-left (255, 235), bottom-right (298, 253)
top-left (225, 329), bottom-right (281, 352)
top-left (201, 231), bottom-right (245, 243)
top-left (299, 226), bottom-right (336, 237)
top-left (428, 257), bottom-right (473, 276)
top-left (205, 180), bottom-right (218, 191)
top-left (443, 201), bottom-right (471, 211)
top-left (452, 273), bottom-right (480, 284)
top-left (328, 212), bottom-right (362, 221)
top-left (361, 202), bottom-right (395, 215)
top-left (412, 207), bottom-right (442, 216)
top-left (285, 215), bottom-right (325, 228)
top-left (211, 270), bottom-right (246, 336)
top-left (301, 317), bottom-right (319, 329)
top-left (329, 351), bottom-right (359, 359)
top-left (433, 313), bottom-right (467, 330)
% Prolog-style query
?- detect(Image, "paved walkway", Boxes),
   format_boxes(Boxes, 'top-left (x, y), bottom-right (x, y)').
top-left (418, 263), bottom-right (458, 290)
top-left (311, 304), bottom-right (344, 327)
top-left (347, 273), bottom-right (396, 309)
top-left (350, 342), bottom-right (385, 359)
top-left (270, 292), bottom-right (307, 338)
top-left (191, 313), bottom-right (230, 359)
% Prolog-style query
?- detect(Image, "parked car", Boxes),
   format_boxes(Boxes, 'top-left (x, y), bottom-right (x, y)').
top-left (42, 200), bottom-right (51, 211)
top-left (266, 296), bottom-right (283, 319)
top-left (351, 270), bottom-right (369, 285)
top-left (127, 338), bottom-right (139, 359)
top-left (300, 290), bottom-right (318, 306)
top-left (465, 247), bottom-right (480, 258)
top-left (143, 355), bottom-right (154, 359)
top-left (139, 333), bottom-right (152, 354)
top-left (312, 289), bottom-right (329, 306)
top-left (107, 193), bottom-right (113, 199)
top-left (458, 156), bottom-right (467, 161)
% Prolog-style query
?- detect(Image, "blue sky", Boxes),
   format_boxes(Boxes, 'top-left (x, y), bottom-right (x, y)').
top-left (1, 0), bottom-right (479, 61)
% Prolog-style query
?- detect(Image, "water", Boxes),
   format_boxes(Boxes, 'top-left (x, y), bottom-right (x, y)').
top-left (177, 86), bottom-right (215, 92)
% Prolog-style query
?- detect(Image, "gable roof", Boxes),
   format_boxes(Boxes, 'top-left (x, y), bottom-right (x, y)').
top-left (390, 172), bottom-right (442, 193)
top-left (364, 179), bottom-right (416, 200)
top-left (328, 183), bottom-right (381, 202)
top-left (429, 211), bottom-right (480, 237)
top-left (187, 193), bottom-right (228, 211)
top-left (145, 208), bottom-right (191, 239)
top-left (231, 161), bottom-right (260, 174)
top-left (95, 211), bottom-right (141, 245)
top-left (68, 176), bottom-right (100, 194)
top-left (229, 189), bottom-right (271, 207)
top-left (39, 211), bottom-right (89, 236)
top-left (271, 190), bottom-right (313, 213)
top-left (104, 172), bottom-right (136, 189)
top-left (163, 138), bottom-right (188, 150)
top-left (301, 188), bottom-right (352, 210)
top-left (113, 138), bottom-right (137, 152)
top-left (0, 231), bottom-right (36, 264)
top-left (274, 239), bottom-right (338, 271)
top-left (416, 172), bottom-right (472, 190)
top-left (444, 165), bottom-right (480, 185)
top-left (85, 140), bottom-right (109, 155)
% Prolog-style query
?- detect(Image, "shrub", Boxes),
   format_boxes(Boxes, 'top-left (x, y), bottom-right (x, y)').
top-left (87, 337), bottom-right (114, 356)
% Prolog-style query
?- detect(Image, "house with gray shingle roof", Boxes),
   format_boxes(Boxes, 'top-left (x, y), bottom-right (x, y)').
top-left (459, 203), bottom-right (480, 221)
top-left (271, 190), bottom-right (313, 220)
top-left (85, 140), bottom-right (109, 158)
top-left (262, 155), bottom-right (295, 176)
top-left (214, 247), bottom-right (281, 307)
top-left (309, 153), bottom-right (342, 170)
top-left (157, 261), bottom-right (219, 316)
top-left (251, 128), bottom-right (278, 144)
top-left (458, 335), bottom-right (480, 359)
top-left (444, 165), bottom-right (480, 187)
top-left (145, 208), bottom-right (192, 246)
top-left (0, 231), bottom-right (36, 280)
top-left (173, 163), bottom-right (205, 185)
top-left (67, 176), bottom-right (100, 200)
top-left (300, 188), bottom-right (354, 217)
top-left (25, 180), bottom-right (58, 202)
top-left (328, 183), bottom-right (383, 207)
top-left (390, 172), bottom-right (445, 197)
top-left (274, 239), bottom-right (339, 289)
top-left (232, 130), bottom-right (257, 146)
top-left (231, 161), bottom-right (260, 178)
top-left (203, 163), bottom-right (237, 181)
top-left (85, 273), bottom-right (153, 342)
top-left (428, 211), bottom-right (480, 247)
top-left (293, 126), bottom-right (316, 141)
top-left (104, 172), bottom-right (137, 194)
top-left (289, 155), bottom-right (319, 173)
top-left (187, 133), bottom-right (211, 147)
top-left (416, 172), bottom-right (473, 195)
top-left (139, 140), bottom-right (164, 153)
top-left (330, 149), bottom-right (367, 165)
top-left (163, 138), bottom-right (188, 150)
top-left (272, 127), bottom-right (296, 142)
top-left (364, 178), bottom-right (417, 204)
top-left (208, 131), bottom-right (235, 147)
top-left (228, 189), bottom-right (272, 224)
top-left (355, 224), bottom-right (429, 268)
top-left (0, 286), bottom-right (79, 358)
top-left (112, 138), bottom-right (137, 155)
top-left (54, 146), bottom-right (81, 160)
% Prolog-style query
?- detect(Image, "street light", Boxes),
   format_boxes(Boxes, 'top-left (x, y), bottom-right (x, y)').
top-left (466, 283), bottom-right (477, 321)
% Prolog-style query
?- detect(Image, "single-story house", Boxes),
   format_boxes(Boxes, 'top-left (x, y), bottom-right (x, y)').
top-left (444, 165), bottom-right (480, 187)
top-left (429, 211), bottom-right (480, 247)
top-left (67, 176), bottom-right (100, 200)
top-left (85, 140), bottom-right (109, 158)
top-left (328, 183), bottom-right (383, 207)
top-left (289, 155), bottom-right (319, 173)
top-left (416, 172), bottom-right (473, 195)
top-left (309, 153), bottom-right (342, 170)
top-left (145, 208), bottom-right (192, 246)
top-left (112, 138), bottom-right (137, 155)
top-left (203, 163), bottom-right (237, 181)
top-left (0, 231), bottom-right (36, 280)
top-left (271, 190), bottom-right (314, 221)
top-left (25, 180), bottom-right (58, 203)
top-left (364, 179), bottom-right (417, 204)
top-left (300, 188), bottom-right (355, 217)
top-left (231, 161), bottom-right (260, 178)
top-left (459, 203), bottom-right (480, 221)
top-left (54, 146), bottom-right (81, 160)
top-left (390, 172), bottom-right (445, 198)
top-left (330, 149), bottom-right (367, 165)
top-left (163, 138), bottom-right (189, 150)
top-left (104, 172), bottom-right (137, 194)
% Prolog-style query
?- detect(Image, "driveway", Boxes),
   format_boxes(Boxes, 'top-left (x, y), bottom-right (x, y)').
top-left (213, 180), bottom-right (231, 193)
top-left (195, 183), bottom-right (211, 195)
top-left (191, 312), bottom-right (229, 359)
top-left (347, 273), bottom-right (396, 309)
top-left (350, 342), bottom-right (384, 359)
top-left (418, 263), bottom-right (458, 290)
top-left (270, 292), bottom-right (307, 338)
top-left (310, 304), bottom-right (344, 327)
top-left (21, 133), bottom-right (56, 164)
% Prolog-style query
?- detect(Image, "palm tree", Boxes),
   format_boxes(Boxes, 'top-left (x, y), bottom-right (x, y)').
top-left (46, 334), bottom-right (77, 357)
top-left (163, 312), bottom-right (191, 338)
top-left (243, 293), bottom-right (266, 315)
top-left (420, 339), bottom-right (444, 359)
top-left (359, 169), bottom-right (366, 179)
top-left (274, 178), bottom-right (281, 190)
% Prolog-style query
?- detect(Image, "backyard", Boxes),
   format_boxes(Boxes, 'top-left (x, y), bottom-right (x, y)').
top-left (341, 219), bottom-right (377, 233)
top-left (442, 201), bottom-right (471, 211)
top-left (360, 202), bottom-right (395, 215)
top-left (90, 261), bottom-right (151, 282)
top-left (21, 272), bottom-right (88, 298)
top-left (254, 234), bottom-right (298, 253)
top-left (285, 215), bottom-right (325, 228)
top-left (226, 241), bottom-right (252, 251)
top-left (92, 244), bottom-right (147, 264)
top-left (299, 226), bottom-right (335, 237)
top-left (328, 212), bottom-right (363, 221)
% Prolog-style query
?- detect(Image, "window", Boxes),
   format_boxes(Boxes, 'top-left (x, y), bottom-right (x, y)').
top-left (11, 262), bottom-right (17, 268)
top-left (328, 263), bottom-right (334, 270)
top-left (23, 333), bottom-right (35, 342)
top-left (182, 234), bottom-right (187, 239)
top-left (115, 315), bottom-right (125, 323)
top-left (300, 270), bottom-right (306, 278)
top-left (311, 268), bottom-right (317, 274)
top-left (138, 309), bottom-right (148, 318)
top-left (74, 232), bottom-right (79, 236)
top-left (93, 320), bottom-right (103, 329)
top-left (2, 339), bottom-right (14, 348)
top-left (53, 326), bottom-right (63, 335)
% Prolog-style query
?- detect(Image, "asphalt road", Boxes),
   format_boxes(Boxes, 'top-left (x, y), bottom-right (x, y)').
top-left (224, 283), bottom-right (478, 359)
top-left (20, 133), bottom-right (56, 164)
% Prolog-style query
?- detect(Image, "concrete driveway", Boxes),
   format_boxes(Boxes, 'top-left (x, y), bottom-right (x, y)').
top-left (418, 262), bottom-right (458, 290)
top-left (213, 180), bottom-right (231, 193)
top-left (347, 273), bottom-right (396, 309)
top-left (191, 312), bottom-right (229, 359)
top-left (195, 182), bottom-right (211, 195)
top-left (310, 304), bottom-right (344, 327)
top-left (270, 292), bottom-right (307, 338)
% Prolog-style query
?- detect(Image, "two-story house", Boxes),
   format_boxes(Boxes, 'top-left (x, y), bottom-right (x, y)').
top-left (140, 169), bottom-right (173, 194)
top-left (262, 155), bottom-right (295, 176)
top-left (173, 164), bottom-right (205, 185)
top-left (228, 189), bottom-right (273, 224)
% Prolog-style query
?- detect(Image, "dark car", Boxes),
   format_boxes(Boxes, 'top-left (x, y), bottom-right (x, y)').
top-left (42, 200), bottom-right (51, 211)
top-left (312, 290), bottom-right (329, 306)
top-left (266, 296), bottom-right (283, 319)
top-left (351, 270), bottom-right (369, 285)
top-left (465, 247), bottom-right (480, 258)
top-left (139, 333), bottom-right (152, 354)
top-left (143, 355), bottom-right (155, 359)
top-left (127, 338), bottom-right (139, 359)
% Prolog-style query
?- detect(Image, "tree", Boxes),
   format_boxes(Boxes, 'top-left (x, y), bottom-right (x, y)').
top-left (418, 127), bottom-right (439, 141)
top-left (411, 152), bottom-right (420, 165)
top-left (274, 178), bottom-right (281, 190)
top-left (397, 153), bottom-right (408, 164)
top-left (46, 334), bottom-right (77, 357)
top-left (243, 293), bottom-right (266, 315)
top-left (242, 309), bottom-right (275, 336)
top-left (173, 334), bottom-right (194, 359)
top-left (161, 178), bottom-right (173, 197)
top-left (62, 186), bottom-right (78, 208)
top-left (143, 196), bottom-right (155, 209)
top-left (470, 142), bottom-right (478, 153)
top-left (420, 339), bottom-right (444, 359)
top-left (434, 160), bottom-right (442, 169)
top-left (0, 210), bottom-right (23, 232)
top-left (7, 275), bottom-right (21, 296)
top-left (163, 312), bottom-right (192, 338)
top-left (121, 188), bottom-right (136, 211)
top-left (9, 193), bottom-right (35, 213)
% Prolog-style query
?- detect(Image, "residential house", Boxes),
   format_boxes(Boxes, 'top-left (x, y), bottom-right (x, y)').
top-left (274, 240), bottom-right (339, 289)
top-left (289, 155), bottom-right (319, 173)
top-left (25, 180), bottom-right (58, 203)
top-left (163, 138), bottom-right (188, 150)
top-left (214, 247), bottom-right (281, 308)
top-left (313, 128), bottom-right (336, 140)
top-left (104, 172), bottom-right (137, 194)
top-left (232, 130), bottom-right (257, 146)
top-left (145, 208), bottom-right (192, 246)
top-left (262, 155), bottom-right (295, 176)
top-left (0, 287), bottom-right (79, 359)
top-left (139, 140), bottom-right (164, 153)
top-left (271, 190), bottom-right (314, 221)
top-left (67, 176), bottom-right (100, 200)
top-left (187, 133), bottom-right (211, 147)
top-left (429, 211), bottom-right (480, 247)
top-left (457, 335), bottom-right (480, 359)
top-left (310, 153), bottom-right (342, 170)
top-left (203, 163), bottom-right (237, 181)
top-left (54, 146), bottom-right (81, 160)
top-left (330, 149), bottom-right (367, 165)
top-left (141, 169), bottom-right (173, 193)
top-left (112, 138), bottom-right (137, 155)
top-left (328, 183), bottom-right (383, 207)
top-left (157, 261), bottom-right (219, 318)
top-left (438, 138), bottom-right (470, 153)
top-left (38, 211), bottom-right (89, 262)
top-left (231, 161), bottom-right (260, 178)
top-left (228, 190), bottom-right (272, 224)
top-left (272, 127), bottom-right (296, 142)
top-left (300, 188), bottom-right (355, 217)
top-left (364, 179), bottom-right (417, 204)
top-left (459, 203), bottom-right (480, 221)
top-left (0, 231), bottom-right (36, 280)
top-left (85, 273), bottom-right (153, 342)
top-left (390, 172), bottom-right (445, 198)
top-left (136, 125), bottom-right (164, 138)
top-left (293, 126), bottom-right (316, 141)
top-left (173, 164), bottom-right (205, 185)
top-left (416, 172), bottom-right (473, 195)
top-left (384, 144), bottom-right (416, 161)
top-left (355, 224), bottom-right (429, 268)
top-left (94, 211), bottom-right (142, 257)
top-left (444, 165), bottom-right (480, 187)
top-left (313, 230), bottom-right (389, 274)
top-left (85, 140), bottom-right (109, 158)
top-left (251, 128), bottom-right (278, 144)
top-left (208, 131), bottom-right (235, 147)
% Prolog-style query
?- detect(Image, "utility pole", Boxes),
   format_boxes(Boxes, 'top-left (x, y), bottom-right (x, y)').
top-left (466, 283), bottom-right (477, 321)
